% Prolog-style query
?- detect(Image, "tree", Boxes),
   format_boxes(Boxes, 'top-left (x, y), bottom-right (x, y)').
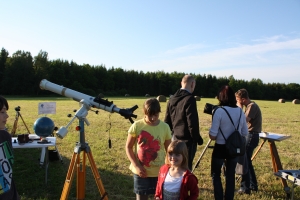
top-left (204, 74), bottom-right (219, 97)
top-left (248, 78), bottom-right (264, 99)
top-left (1, 48), bottom-right (300, 100)
top-left (2, 50), bottom-right (35, 95)
top-left (33, 50), bottom-right (49, 94)
top-left (0, 48), bottom-right (9, 91)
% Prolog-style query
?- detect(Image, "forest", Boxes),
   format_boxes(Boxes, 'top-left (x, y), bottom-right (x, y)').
top-left (1, 48), bottom-right (299, 100)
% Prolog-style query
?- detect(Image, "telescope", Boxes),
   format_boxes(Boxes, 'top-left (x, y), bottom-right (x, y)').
top-left (203, 103), bottom-right (218, 115)
top-left (39, 79), bottom-right (138, 138)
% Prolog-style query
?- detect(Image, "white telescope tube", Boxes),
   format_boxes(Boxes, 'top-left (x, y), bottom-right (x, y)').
top-left (40, 79), bottom-right (138, 124)
top-left (40, 79), bottom-right (116, 113)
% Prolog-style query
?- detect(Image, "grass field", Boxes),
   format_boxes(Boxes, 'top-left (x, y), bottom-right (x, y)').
top-left (4, 96), bottom-right (300, 200)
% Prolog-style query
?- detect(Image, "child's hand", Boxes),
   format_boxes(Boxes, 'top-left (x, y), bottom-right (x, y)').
top-left (136, 165), bottom-right (147, 178)
top-left (155, 197), bottom-right (160, 200)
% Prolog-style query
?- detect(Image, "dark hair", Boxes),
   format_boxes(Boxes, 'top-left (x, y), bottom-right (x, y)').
top-left (143, 98), bottom-right (161, 115)
top-left (217, 85), bottom-right (237, 107)
top-left (235, 89), bottom-right (249, 99)
top-left (165, 141), bottom-right (189, 170)
top-left (0, 96), bottom-right (9, 110)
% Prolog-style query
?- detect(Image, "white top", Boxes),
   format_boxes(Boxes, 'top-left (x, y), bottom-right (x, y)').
top-left (163, 169), bottom-right (182, 200)
top-left (209, 106), bottom-right (248, 144)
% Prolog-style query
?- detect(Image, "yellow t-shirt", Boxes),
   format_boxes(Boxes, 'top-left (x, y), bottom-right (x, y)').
top-left (128, 118), bottom-right (172, 177)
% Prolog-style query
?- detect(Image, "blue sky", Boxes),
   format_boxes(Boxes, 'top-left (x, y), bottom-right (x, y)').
top-left (1, 1), bottom-right (300, 84)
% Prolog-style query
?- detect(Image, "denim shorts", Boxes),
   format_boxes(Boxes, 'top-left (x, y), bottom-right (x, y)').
top-left (133, 174), bottom-right (158, 195)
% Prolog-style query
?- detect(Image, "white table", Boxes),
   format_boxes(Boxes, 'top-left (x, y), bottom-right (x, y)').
top-left (252, 132), bottom-right (291, 197)
top-left (12, 136), bottom-right (56, 184)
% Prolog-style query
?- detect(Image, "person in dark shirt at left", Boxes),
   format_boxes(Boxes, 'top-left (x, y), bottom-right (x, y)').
top-left (0, 96), bottom-right (20, 200)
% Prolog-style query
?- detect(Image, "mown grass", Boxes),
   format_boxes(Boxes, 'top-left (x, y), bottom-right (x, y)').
top-left (5, 97), bottom-right (300, 200)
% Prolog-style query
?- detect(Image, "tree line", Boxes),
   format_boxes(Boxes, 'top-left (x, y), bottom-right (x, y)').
top-left (0, 48), bottom-right (299, 100)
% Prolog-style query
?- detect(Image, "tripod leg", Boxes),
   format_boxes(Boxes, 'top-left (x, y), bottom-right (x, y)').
top-left (269, 141), bottom-right (289, 193)
top-left (60, 152), bottom-right (79, 200)
top-left (251, 139), bottom-right (266, 161)
top-left (86, 151), bottom-right (109, 200)
top-left (77, 151), bottom-right (86, 200)
top-left (40, 148), bottom-right (46, 165)
top-left (11, 112), bottom-right (19, 137)
top-left (19, 113), bottom-right (31, 134)
top-left (192, 139), bottom-right (212, 173)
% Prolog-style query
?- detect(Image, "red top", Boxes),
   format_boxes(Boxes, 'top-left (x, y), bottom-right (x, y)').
top-left (155, 164), bottom-right (199, 200)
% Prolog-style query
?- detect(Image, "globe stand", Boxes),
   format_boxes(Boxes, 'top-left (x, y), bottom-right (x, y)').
top-left (59, 103), bottom-right (108, 200)
top-left (37, 137), bottom-right (52, 144)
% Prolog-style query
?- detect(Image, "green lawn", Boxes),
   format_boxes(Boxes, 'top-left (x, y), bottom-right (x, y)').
top-left (5, 97), bottom-right (300, 200)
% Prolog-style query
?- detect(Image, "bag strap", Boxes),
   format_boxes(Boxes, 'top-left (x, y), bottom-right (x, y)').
top-left (222, 107), bottom-right (241, 130)
top-left (218, 107), bottom-right (242, 141)
top-left (212, 106), bottom-right (219, 119)
top-left (211, 107), bottom-right (227, 141)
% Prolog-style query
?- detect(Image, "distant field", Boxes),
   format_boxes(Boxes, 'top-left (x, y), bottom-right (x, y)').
top-left (5, 96), bottom-right (300, 200)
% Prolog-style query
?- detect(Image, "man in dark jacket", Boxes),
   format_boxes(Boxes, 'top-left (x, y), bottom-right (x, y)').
top-left (164, 75), bottom-right (203, 170)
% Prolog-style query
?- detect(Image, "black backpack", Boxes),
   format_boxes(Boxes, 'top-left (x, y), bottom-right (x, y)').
top-left (219, 107), bottom-right (246, 157)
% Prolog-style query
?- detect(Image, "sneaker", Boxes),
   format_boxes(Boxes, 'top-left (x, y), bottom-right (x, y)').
top-left (249, 187), bottom-right (258, 192)
top-left (238, 187), bottom-right (251, 195)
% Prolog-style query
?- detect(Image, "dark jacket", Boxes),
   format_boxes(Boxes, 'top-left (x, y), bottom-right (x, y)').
top-left (0, 130), bottom-right (20, 200)
top-left (164, 89), bottom-right (202, 144)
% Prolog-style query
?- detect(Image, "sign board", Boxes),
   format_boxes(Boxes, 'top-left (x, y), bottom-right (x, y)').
top-left (38, 102), bottom-right (56, 115)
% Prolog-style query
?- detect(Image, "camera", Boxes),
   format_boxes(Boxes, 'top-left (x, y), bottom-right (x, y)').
top-left (203, 103), bottom-right (218, 115)
top-left (15, 106), bottom-right (21, 112)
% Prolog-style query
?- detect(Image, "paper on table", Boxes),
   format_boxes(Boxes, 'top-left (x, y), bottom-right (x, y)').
top-left (259, 132), bottom-right (290, 141)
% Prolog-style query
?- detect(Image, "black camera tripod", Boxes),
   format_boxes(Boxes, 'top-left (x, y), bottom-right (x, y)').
top-left (11, 106), bottom-right (31, 137)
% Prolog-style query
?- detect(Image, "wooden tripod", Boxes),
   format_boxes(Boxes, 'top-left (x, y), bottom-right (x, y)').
top-left (60, 119), bottom-right (108, 200)
top-left (11, 106), bottom-right (31, 136)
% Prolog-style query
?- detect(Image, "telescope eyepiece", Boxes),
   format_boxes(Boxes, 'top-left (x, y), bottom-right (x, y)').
top-left (15, 106), bottom-right (21, 111)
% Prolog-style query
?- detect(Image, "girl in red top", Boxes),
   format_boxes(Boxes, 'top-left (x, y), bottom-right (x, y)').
top-left (155, 140), bottom-right (199, 200)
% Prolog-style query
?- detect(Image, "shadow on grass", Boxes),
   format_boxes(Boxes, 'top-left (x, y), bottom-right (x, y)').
top-left (13, 148), bottom-right (134, 200)
top-left (14, 148), bottom-right (300, 200)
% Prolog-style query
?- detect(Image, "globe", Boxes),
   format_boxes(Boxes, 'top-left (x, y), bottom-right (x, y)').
top-left (33, 117), bottom-right (55, 143)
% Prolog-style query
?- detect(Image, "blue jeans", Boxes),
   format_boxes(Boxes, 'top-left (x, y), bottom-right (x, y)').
top-left (241, 133), bottom-right (259, 190)
top-left (211, 156), bottom-right (238, 200)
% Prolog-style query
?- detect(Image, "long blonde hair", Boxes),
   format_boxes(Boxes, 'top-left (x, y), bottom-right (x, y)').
top-left (165, 140), bottom-right (189, 170)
